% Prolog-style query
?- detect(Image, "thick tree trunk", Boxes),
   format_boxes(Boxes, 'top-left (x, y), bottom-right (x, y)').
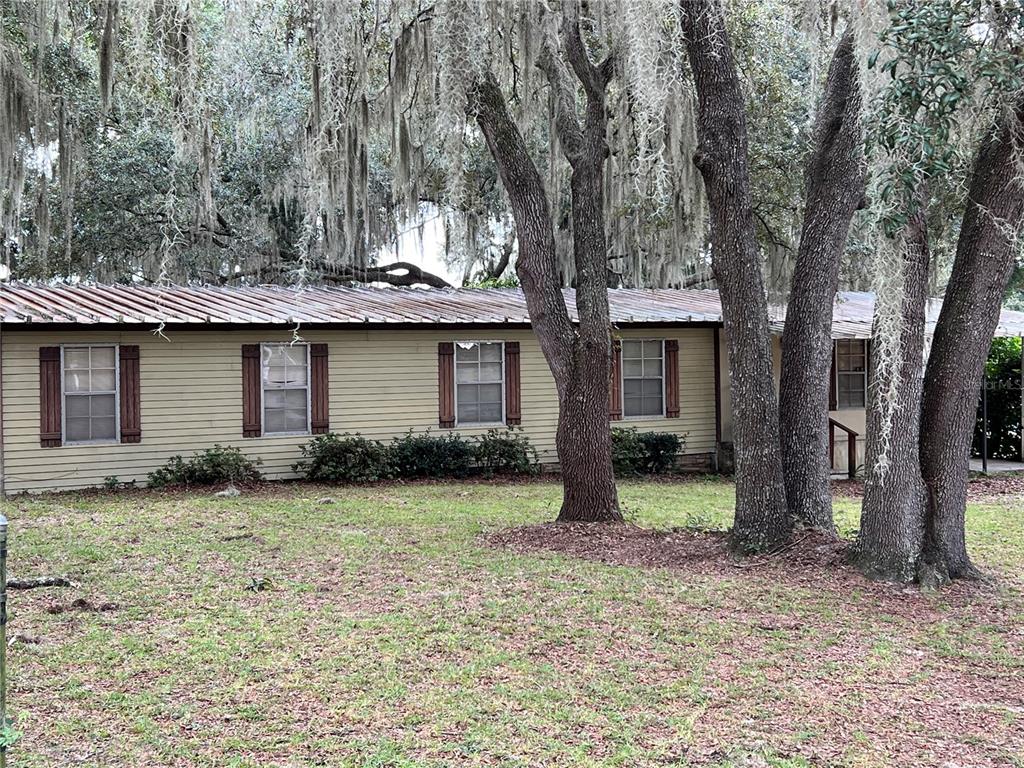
top-left (681, 0), bottom-right (790, 551)
top-left (473, 61), bottom-right (621, 522)
top-left (779, 30), bottom-right (865, 532)
top-left (856, 206), bottom-right (930, 583)
top-left (919, 101), bottom-right (1024, 579)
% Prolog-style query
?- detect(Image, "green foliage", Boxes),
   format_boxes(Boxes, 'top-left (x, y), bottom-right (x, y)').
top-left (974, 336), bottom-right (1022, 461)
top-left (292, 433), bottom-right (394, 484)
top-left (472, 427), bottom-right (538, 475)
top-left (148, 446), bottom-right (263, 488)
top-left (388, 431), bottom-right (475, 479)
top-left (0, 718), bottom-right (21, 749)
top-left (611, 428), bottom-right (684, 475)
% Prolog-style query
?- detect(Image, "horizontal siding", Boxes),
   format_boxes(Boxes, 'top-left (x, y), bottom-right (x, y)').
top-left (1, 327), bottom-right (718, 493)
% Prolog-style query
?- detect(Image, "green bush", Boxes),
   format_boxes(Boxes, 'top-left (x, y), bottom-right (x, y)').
top-left (473, 427), bottom-right (538, 475)
top-left (148, 445), bottom-right (262, 488)
top-left (611, 428), bottom-right (683, 475)
top-left (293, 433), bottom-right (393, 483)
top-left (388, 430), bottom-right (474, 478)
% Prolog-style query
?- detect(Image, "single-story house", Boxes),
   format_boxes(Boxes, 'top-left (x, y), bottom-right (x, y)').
top-left (0, 283), bottom-right (1021, 494)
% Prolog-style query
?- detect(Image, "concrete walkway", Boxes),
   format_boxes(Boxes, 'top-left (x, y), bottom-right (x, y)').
top-left (970, 458), bottom-right (1024, 474)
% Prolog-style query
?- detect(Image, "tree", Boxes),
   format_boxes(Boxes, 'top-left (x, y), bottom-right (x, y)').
top-left (681, 0), bottom-right (790, 551)
top-left (472, 6), bottom-right (620, 522)
top-left (778, 29), bottom-right (865, 532)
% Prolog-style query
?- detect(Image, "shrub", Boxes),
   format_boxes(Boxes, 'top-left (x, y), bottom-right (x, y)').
top-left (637, 431), bottom-right (683, 474)
top-left (388, 430), bottom-right (474, 478)
top-left (611, 428), bottom-right (683, 475)
top-left (293, 433), bottom-right (392, 483)
top-left (148, 445), bottom-right (262, 488)
top-left (473, 427), bottom-right (538, 475)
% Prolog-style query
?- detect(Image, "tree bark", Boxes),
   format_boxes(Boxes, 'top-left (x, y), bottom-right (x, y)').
top-left (681, 0), bottom-right (790, 551)
top-left (919, 100), bottom-right (1024, 579)
top-left (856, 204), bottom-right (930, 583)
top-left (472, 41), bottom-right (621, 522)
top-left (779, 30), bottom-right (865, 532)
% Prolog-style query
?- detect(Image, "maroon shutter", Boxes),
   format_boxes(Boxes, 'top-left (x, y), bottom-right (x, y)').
top-left (665, 339), bottom-right (680, 418)
top-left (828, 342), bottom-right (838, 410)
top-left (242, 344), bottom-right (261, 438)
top-left (609, 340), bottom-right (623, 421)
top-left (119, 345), bottom-right (141, 443)
top-left (310, 343), bottom-right (329, 434)
top-left (504, 341), bottom-right (521, 426)
top-left (438, 342), bottom-right (455, 428)
top-left (39, 346), bottom-right (62, 447)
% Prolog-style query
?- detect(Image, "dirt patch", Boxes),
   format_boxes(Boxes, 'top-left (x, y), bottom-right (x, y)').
top-left (45, 598), bottom-right (118, 615)
top-left (833, 471), bottom-right (1024, 501)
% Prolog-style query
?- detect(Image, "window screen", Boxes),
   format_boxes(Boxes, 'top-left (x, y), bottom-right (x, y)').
top-left (63, 346), bottom-right (118, 442)
top-left (456, 342), bottom-right (504, 425)
top-left (622, 340), bottom-right (664, 418)
top-left (262, 344), bottom-right (310, 434)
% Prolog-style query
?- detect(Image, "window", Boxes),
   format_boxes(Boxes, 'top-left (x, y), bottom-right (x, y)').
top-left (622, 339), bottom-right (664, 418)
top-left (456, 341), bottom-right (504, 425)
top-left (63, 345), bottom-right (118, 443)
top-left (836, 339), bottom-right (867, 409)
top-left (261, 343), bottom-right (310, 434)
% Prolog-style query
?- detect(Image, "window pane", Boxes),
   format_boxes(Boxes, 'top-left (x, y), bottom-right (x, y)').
top-left (66, 417), bottom-right (91, 441)
top-left (643, 358), bottom-right (662, 377)
top-left (478, 383), bottom-right (502, 404)
top-left (457, 402), bottom-right (479, 423)
top-left (479, 402), bottom-right (503, 422)
top-left (456, 363), bottom-right (479, 384)
top-left (65, 371), bottom-right (90, 393)
top-left (264, 410), bottom-right (287, 433)
top-left (624, 397), bottom-right (643, 417)
top-left (623, 359), bottom-right (643, 377)
top-left (91, 369), bottom-right (116, 392)
top-left (642, 397), bottom-right (663, 416)
top-left (92, 416), bottom-right (116, 440)
top-left (284, 408), bottom-right (308, 431)
top-left (623, 379), bottom-right (642, 398)
top-left (90, 347), bottom-right (116, 368)
top-left (91, 394), bottom-right (116, 417)
top-left (458, 383), bottom-right (479, 405)
top-left (65, 348), bottom-right (90, 370)
top-left (642, 378), bottom-right (662, 397)
top-left (66, 395), bottom-right (90, 417)
top-left (280, 346), bottom-right (306, 366)
top-left (456, 343), bottom-right (479, 362)
top-left (480, 343), bottom-right (502, 362)
top-left (284, 364), bottom-right (307, 386)
top-left (622, 340), bottom-right (643, 359)
top-left (642, 340), bottom-right (662, 358)
top-left (479, 362), bottom-right (502, 383)
top-left (265, 389), bottom-right (287, 408)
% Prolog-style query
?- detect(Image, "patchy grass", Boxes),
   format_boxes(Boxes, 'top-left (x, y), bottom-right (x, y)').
top-left (2, 477), bottom-right (1023, 767)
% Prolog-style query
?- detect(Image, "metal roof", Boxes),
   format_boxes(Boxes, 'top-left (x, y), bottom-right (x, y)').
top-left (0, 283), bottom-right (1022, 338)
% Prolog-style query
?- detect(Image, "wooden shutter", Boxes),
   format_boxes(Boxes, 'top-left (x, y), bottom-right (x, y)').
top-left (665, 339), bottom-right (680, 418)
top-left (242, 344), bottom-right (261, 438)
top-left (438, 342), bottom-right (455, 428)
top-left (39, 346), bottom-right (62, 447)
top-left (828, 342), bottom-right (837, 411)
top-left (310, 343), bottom-right (329, 434)
top-left (504, 341), bottom-right (521, 426)
top-left (609, 340), bottom-right (623, 421)
top-left (119, 345), bottom-right (142, 443)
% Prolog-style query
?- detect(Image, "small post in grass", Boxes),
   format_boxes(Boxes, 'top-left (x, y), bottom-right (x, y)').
top-left (0, 513), bottom-right (7, 768)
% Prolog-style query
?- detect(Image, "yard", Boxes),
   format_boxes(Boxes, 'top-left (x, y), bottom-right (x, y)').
top-left (2, 478), bottom-right (1023, 767)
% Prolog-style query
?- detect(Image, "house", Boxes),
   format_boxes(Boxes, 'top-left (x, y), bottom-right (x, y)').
top-left (0, 284), bottom-right (1021, 494)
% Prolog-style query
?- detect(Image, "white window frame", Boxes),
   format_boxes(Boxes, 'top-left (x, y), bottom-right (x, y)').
top-left (260, 342), bottom-right (312, 437)
top-left (454, 340), bottom-right (506, 428)
top-left (621, 338), bottom-right (666, 420)
top-left (60, 343), bottom-right (121, 446)
top-left (835, 339), bottom-right (868, 410)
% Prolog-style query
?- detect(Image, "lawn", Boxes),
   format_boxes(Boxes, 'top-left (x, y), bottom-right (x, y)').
top-left (2, 478), bottom-right (1023, 767)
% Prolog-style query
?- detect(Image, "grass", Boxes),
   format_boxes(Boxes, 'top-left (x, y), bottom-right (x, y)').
top-left (2, 478), bottom-right (1023, 767)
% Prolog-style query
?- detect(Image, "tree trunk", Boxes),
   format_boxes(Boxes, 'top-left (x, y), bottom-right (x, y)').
top-left (856, 205), bottom-right (930, 583)
top-left (779, 30), bottom-right (865, 532)
top-left (919, 100), bottom-right (1024, 579)
top-left (473, 60), bottom-right (621, 522)
top-left (681, 0), bottom-right (790, 551)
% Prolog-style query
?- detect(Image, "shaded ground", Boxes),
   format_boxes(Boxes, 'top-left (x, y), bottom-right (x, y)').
top-left (3, 479), bottom-right (1022, 767)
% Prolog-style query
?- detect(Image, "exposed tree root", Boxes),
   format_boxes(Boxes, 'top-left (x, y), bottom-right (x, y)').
top-left (8, 576), bottom-right (76, 590)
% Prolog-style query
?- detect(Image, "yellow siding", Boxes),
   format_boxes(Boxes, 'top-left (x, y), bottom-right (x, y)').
top-left (0, 326), bottom-right (717, 493)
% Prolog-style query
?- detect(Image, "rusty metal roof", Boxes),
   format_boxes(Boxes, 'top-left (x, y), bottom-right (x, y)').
top-left (0, 283), bottom-right (1022, 338)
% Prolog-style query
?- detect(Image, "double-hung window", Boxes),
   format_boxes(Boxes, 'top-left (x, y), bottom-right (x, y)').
top-left (835, 339), bottom-right (868, 409)
top-left (455, 341), bottom-right (504, 425)
top-left (261, 343), bottom-right (310, 434)
top-left (622, 339), bottom-right (664, 418)
top-left (63, 345), bottom-right (118, 443)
